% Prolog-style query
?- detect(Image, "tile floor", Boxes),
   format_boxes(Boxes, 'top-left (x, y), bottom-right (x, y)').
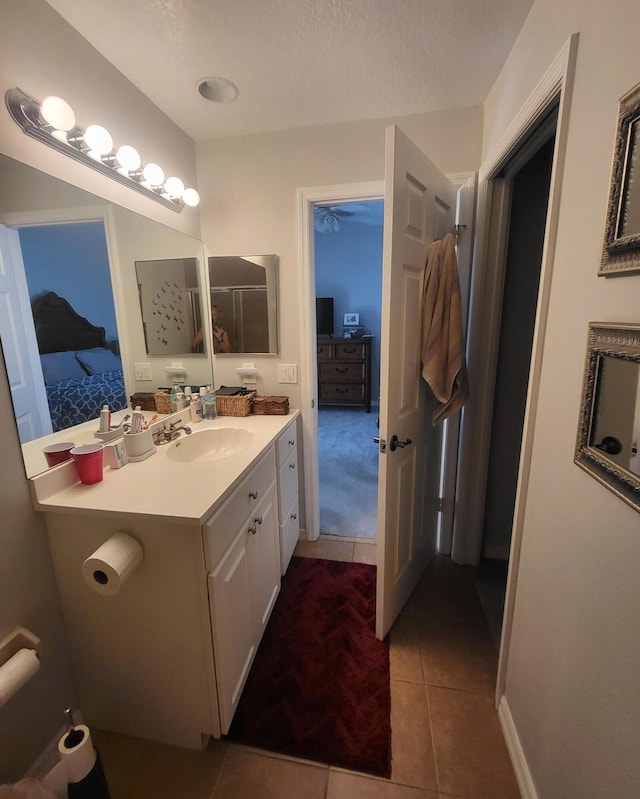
top-left (93, 538), bottom-right (520, 798)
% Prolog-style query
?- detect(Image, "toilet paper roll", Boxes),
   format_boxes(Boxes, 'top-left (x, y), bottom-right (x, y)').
top-left (81, 532), bottom-right (143, 596)
top-left (57, 725), bottom-right (96, 783)
top-left (0, 648), bottom-right (40, 708)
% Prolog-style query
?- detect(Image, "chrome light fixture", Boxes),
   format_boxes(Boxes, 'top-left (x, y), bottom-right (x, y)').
top-left (5, 87), bottom-right (200, 212)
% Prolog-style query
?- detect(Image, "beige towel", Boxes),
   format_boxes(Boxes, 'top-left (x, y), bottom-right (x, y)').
top-left (421, 232), bottom-right (469, 424)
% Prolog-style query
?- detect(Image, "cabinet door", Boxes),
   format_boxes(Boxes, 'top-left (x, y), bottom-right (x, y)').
top-left (248, 483), bottom-right (281, 640)
top-left (209, 530), bottom-right (256, 733)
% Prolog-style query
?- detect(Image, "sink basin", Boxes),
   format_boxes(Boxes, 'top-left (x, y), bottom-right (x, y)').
top-left (166, 427), bottom-right (252, 463)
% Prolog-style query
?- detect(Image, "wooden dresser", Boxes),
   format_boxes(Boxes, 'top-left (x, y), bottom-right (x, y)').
top-left (317, 336), bottom-right (372, 412)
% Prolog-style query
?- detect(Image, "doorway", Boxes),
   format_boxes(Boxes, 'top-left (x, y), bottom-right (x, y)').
top-left (314, 200), bottom-right (384, 540)
top-left (473, 108), bottom-right (558, 643)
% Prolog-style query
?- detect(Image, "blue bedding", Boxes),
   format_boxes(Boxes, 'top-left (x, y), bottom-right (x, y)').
top-left (46, 369), bottom-right (126, 432)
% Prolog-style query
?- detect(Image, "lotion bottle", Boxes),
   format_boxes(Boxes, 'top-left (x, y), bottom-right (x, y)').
top-left (190, 392), bottom-right (202, 423)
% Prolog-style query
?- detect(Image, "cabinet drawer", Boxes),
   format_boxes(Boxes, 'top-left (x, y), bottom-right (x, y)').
top-left (280, 495), bottom-right (299, 575)
top-left (316, 341), bottom-right (332, 360)
top-left (276, 419), bottom-right (297, 467)
top-left (335, 341), bottom-right (366, 360)
top-left (278, 448), bottom-right (298, 516)
top-left (319, 383), bottom-right (366, 403)
top-left (319, 361), bottom-right (364, 382)
top-left (203, 446), bottom-right (276, 569)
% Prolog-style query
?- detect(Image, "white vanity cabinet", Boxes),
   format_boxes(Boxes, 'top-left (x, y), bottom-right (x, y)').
top-left (276, 418), bottom-right (300, 574)
top-left (203, 446), bottom-right (281, 732)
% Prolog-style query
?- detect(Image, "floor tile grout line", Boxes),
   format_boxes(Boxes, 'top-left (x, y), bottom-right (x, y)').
top-left (425, 682), bottom-right (443, 796)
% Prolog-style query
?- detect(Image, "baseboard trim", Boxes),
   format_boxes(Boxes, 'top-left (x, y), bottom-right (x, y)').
top-left (498, 695), bottom-right (538, 799)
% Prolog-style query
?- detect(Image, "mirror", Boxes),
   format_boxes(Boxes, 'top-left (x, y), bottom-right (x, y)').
top-left (0, 153), bottom-right (211, 478)
top-left (600, 81), bottom-right (640, 276)
top-left (208, 254), bottom-right (278, 354)
top-left (575, 322), bottom-right (640, 511)
top-left (135, 258), bottom-right (204, 355)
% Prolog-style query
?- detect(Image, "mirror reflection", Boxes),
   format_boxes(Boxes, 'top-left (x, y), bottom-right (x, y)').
top-left (575, 322), bottom-right (640, 513)
top-left (590, 355), bottom-right (640, 477)
top-left (0, 153), bottom-right (211, 478)
top-left (135, 258), bottom-right (204, 355)
top-left (208, 254), bottom-right (278, 354)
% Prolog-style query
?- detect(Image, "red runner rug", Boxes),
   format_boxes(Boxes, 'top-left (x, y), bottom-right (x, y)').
top-left (228, 556), bottom-right (391, 778)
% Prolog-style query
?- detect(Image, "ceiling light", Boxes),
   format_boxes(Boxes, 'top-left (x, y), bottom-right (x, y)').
top-left (197, 77), bottom-right (239, 104)
top-left (83, 124), bottom-right (113, 156)
top-left (165, 176), bottom-right (185, 198)
top-left (182, 188), bottom-right (200, 207)
top-left (40, 95), bottom-right (75, 131)
top-left (5, 87), bottom-right (199, 212)
top-left (115, 144), bottom-right (141, 172)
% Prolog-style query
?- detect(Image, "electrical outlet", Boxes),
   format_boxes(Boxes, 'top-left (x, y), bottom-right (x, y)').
top-left (134, 363), bottom-right (153, 381)
top-left (278, 364), bottom-right (297, 383)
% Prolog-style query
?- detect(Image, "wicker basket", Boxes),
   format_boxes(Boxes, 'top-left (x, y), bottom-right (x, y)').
top-left (252, 395), bottom-right (290, 415)
top-left (215, 391), bottom-right (255, 417)
top-left (154, 392), bottom-right (173, 414)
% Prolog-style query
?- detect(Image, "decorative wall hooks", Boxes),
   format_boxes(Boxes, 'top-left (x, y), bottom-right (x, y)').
top-left (5, 87), bottom-right (200, 213)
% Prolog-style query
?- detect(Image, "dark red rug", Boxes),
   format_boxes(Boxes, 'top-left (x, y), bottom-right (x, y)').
top-left (228, 556), bottom-right (391, 778)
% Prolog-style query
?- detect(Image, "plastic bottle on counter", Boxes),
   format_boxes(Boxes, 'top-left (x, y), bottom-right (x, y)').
top-left (176, 388), bottom-right (186, 410)
top-left (202, 385), bottom-right (217, 420)
top-left (99, 405), bottom-right (111, 433)
top-left (190, 392), bottom-right (202, 423)
top-left (170, 382), bottom-right (180, 412)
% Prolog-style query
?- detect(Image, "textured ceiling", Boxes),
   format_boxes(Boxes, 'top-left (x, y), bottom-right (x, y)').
top-left (45, 0), bottom-right (533, 142)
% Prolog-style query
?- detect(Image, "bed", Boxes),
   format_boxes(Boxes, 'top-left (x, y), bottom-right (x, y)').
top-left (32, 291), bottom-right (127, 432)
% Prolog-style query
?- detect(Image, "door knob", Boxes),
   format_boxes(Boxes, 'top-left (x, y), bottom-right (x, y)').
top-left (390, 435), bottom-right (413, 451)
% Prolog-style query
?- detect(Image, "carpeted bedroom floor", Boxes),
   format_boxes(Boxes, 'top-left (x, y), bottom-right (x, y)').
top-left (317, 406), bottom-right (379, 539)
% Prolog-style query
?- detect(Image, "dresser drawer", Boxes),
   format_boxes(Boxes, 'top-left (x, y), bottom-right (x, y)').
top-left (203, 446), bottom-right (276, 569)
top-left (316, 341), bottom-right (333, 361)
top-left (335, 341), bottom-right (366, 360)
top-left (319, 361), bottom-right (364, 382)
top-left (280, 495), bottom-right (299, 574)
top-left (319, 383), bottom-right (366, 403)
top-left (276, 419), bottom-right (297, 467)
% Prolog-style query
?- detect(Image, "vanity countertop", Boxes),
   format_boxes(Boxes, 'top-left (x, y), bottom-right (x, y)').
top-left (30, 411), bottom-right (299, 526)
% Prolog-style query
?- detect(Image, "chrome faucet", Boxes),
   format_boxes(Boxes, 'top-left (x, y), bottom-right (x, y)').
top-left (153, 422), bottom-right (192, 445)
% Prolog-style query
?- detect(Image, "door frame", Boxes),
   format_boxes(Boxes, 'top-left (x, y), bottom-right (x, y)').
top-left (297, 181), bottom-right (384, 541)
top-left (451, 35), bottom-right (579, 704)
top-left (297, 175), bottom-right (475, 543)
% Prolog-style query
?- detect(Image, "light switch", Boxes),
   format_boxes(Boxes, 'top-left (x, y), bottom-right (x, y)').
top-left (278, 364), bottom-right (297, 383)
top-left (134, 363), bottom-right (153, 380)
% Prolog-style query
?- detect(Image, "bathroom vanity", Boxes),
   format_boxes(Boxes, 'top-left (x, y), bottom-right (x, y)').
top-left (30, 411), bottom-right (300, 748)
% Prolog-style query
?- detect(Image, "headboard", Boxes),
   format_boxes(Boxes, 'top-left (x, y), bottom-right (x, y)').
top-left (31, 291), bottom-right (107, 354)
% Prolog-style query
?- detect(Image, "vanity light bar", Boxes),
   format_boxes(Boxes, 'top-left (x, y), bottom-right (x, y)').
top-left (5, 87), bottom-right (200, 213)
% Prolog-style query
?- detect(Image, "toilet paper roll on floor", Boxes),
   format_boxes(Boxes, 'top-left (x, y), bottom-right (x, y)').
top-left (81, 532), bottom-right (143, 595)
top-left (58, 724), bottom-right (96, 783)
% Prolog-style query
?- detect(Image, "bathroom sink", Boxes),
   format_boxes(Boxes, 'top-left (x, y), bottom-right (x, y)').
top-left (166, 427), bottom-right (252, 463)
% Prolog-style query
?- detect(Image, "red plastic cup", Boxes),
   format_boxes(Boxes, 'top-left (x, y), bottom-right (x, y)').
top-left (70, 443), bottom-right (104, 485)
top-left (43, 442), bottom-right (75, 467)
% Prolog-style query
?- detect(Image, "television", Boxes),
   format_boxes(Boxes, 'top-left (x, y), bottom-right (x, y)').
top-left (316, 297), bottom-right (334, 336)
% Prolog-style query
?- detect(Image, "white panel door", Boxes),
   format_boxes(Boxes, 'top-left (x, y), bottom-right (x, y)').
top-left (376, 126), bottom-right (456, 640)
top-left (0, 223), bottom-right (51, 442)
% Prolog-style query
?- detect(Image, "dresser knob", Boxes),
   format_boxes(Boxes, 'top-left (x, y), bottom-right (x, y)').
top-left (289, 462), bottom-right (296, 470)
top-left (248, 490), bottom-right (258, 499)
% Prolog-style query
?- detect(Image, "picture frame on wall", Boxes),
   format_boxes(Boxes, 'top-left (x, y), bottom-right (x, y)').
top-left (600, 80), bottom-right (640, 276)
top-left (344, 312), bottom-right (360, 325)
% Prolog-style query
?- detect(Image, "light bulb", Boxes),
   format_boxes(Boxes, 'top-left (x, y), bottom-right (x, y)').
top-left (116, 145), bottom-right (141, 172)
top-left (165, 176), bottom-right (185, 198)
top-left (41, 96), bottom-right (75, 131)
top-left (182, 188), bottom-right (200, 207)
top-left (84, 124), bottom-right (113, 156)
top-left (142, 163), bottom-right (164, 186)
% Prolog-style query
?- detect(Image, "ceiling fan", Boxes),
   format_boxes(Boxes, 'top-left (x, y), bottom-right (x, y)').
top-left (313, 204), bottom-right (356, 234)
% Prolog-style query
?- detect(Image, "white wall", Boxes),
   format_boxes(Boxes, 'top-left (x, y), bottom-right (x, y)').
top-left (196, 106), bottom-right (483, 399)
top-left (485, 2), bottom-right (640, 796)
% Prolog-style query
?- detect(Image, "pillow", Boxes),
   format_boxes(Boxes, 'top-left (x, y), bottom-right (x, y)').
top-left (75, 347), bottom-right (121, 375)
top-left (40, 351), bottom-right (89, 384)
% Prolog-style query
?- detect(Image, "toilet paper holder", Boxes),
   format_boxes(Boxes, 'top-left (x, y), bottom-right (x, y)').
top-left (0, 627), bottom-right (40, 667)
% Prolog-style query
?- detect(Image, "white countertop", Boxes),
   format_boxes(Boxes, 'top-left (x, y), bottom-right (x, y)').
top-left (30, 411), bottom-right (299, 526)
